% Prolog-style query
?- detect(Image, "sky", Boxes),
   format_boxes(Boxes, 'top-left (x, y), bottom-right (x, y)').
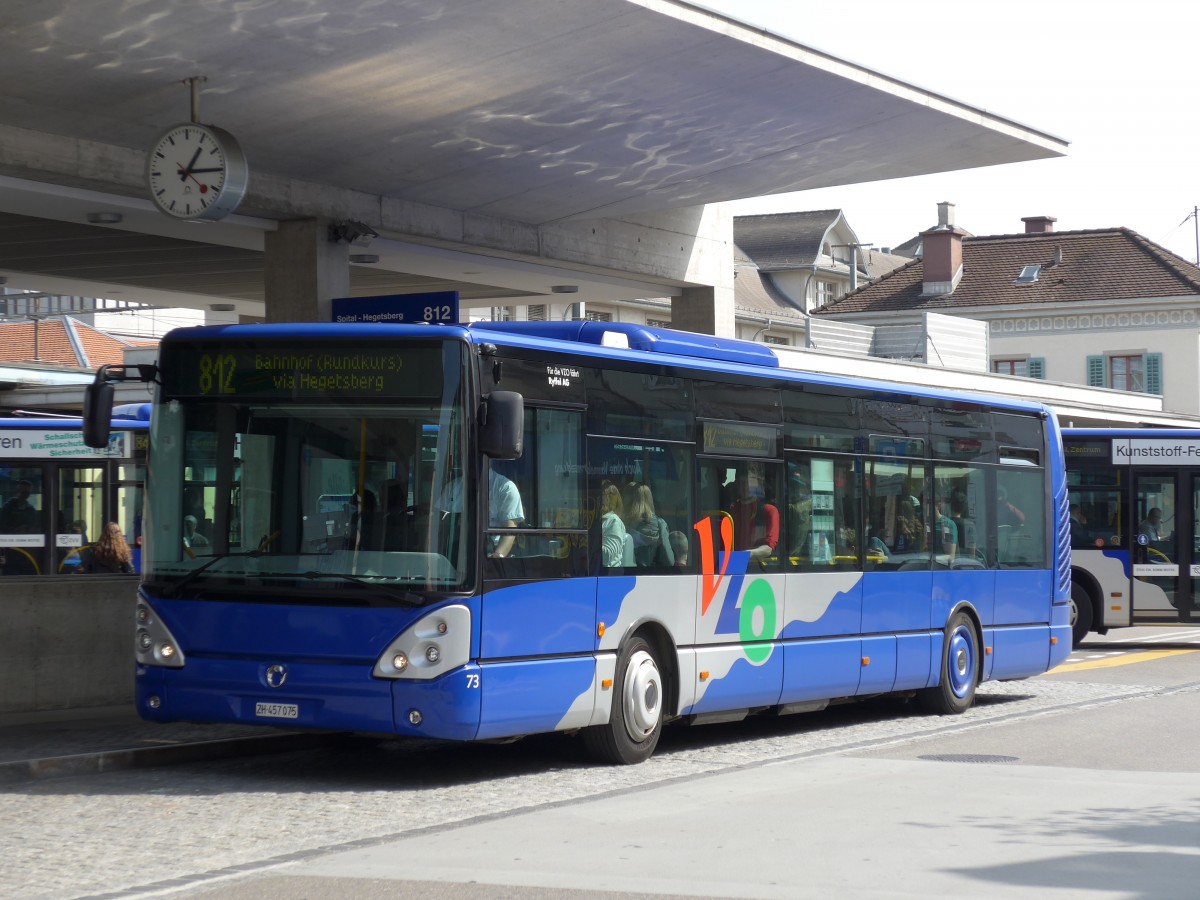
top-left (699, 1), bottom-right (1200, 263)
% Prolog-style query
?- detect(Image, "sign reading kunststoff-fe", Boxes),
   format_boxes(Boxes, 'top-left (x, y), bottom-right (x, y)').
top-left (1111, 438), bottom-right (1200, 465)
top-left (0, 429), bottom-right (130, 459)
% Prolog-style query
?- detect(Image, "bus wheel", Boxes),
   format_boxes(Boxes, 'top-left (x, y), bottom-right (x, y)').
top-left (583, 636), bottom-right (663, 765)
top-left (918, 611), bottom-right (978, 715)
top-left (1070, 582), bottom-right (1093, 647)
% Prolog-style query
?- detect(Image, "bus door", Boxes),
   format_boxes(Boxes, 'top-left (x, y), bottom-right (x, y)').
top-left (1132, 473), bottom-right (1189, 621)
top-left (55, 464), bottom-right (105, 573)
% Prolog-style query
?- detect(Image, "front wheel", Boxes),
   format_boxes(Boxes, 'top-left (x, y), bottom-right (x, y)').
top-left (1070, 582), bottom-right (1093, 647)
top-left (918, 610), bottom-right (978, 715)
top-left (583, 636), bottom-right (664, 765)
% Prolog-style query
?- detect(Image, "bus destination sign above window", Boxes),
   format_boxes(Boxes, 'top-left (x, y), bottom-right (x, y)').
top-left (1111, 438), bottom-right (1200, 465)
top-left (703, 421), bottom-right (777, 457)
top-left (161, 342), bottom-right (447, 400)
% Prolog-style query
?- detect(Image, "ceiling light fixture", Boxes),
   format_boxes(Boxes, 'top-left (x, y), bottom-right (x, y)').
top-left (209, 303), bottom-right (236, 312)
top-left (87, 212), bottom-right (123, 225)
top-left (551, 285), bottom-right (579, 293)
top-left (328, 219), bottom-right (378, 247)
top-left (349, 253), bottom-right (380, 264)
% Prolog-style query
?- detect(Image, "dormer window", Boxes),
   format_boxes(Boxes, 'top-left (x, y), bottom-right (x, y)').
top-left (1015, 265), bottom-right (1041, 284)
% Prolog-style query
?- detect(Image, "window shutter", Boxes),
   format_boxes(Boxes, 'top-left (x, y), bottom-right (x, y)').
top-left (1144, 352), bottom-right (1163, 395)
top-left (1086, 355), bottom-right (1106, 387)
top-left (1027, 357), bottom-right (1046, 380)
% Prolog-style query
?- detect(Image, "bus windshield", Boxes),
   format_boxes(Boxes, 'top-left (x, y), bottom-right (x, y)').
top-left (144, 338), bottom-right (473, 601)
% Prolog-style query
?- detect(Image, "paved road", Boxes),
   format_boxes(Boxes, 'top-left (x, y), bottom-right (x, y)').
top-left (3, 627), bottom-right (1199, 899)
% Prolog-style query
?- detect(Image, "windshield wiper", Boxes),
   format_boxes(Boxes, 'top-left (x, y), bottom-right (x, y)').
top-left (161, 549), bottom-right (277, 597)
top-left (301, 570), bottom-right (425, 607)
top-left (163, 549), bottom-right (336, 597)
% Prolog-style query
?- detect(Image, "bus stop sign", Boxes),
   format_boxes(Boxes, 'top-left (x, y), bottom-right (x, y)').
top-left (332, 291), bottom-right (459, 325)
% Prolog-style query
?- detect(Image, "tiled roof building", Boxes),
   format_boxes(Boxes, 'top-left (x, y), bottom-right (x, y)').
top-left (0, 316), bottom-right (150, 368)
top-left (811, 204), bottom-right (1200, 416)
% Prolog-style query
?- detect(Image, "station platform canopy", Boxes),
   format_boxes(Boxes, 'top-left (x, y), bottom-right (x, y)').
top-left (0, 0), bottom-right (1067, 315)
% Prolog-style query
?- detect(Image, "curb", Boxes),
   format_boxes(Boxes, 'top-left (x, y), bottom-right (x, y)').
top-left (0, 732), bottom-right (342, 786)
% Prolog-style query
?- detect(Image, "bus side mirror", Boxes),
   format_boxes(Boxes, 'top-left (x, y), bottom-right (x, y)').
top-left (82, 379), bottom-right (115, 449)
top-left (480, 390), bottom-right (523, 460)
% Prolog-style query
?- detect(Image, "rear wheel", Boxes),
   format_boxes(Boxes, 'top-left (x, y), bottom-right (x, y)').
top-left (918, 610), bottom-right (978, 714)
top-left (1070, 582), bottom-right (1093, 647)
top-left (583, 635), bottom-right (664, 765)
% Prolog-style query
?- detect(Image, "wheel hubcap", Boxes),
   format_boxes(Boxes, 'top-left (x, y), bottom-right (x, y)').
top-left (947, 625), bottom-right (975, 699)
top-left (622, 650), bottom-right (661, 742)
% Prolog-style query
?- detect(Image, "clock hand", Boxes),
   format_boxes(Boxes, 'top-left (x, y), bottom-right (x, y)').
top-left (178, 146), bottom-right (203, 181)
top-left (187, 167), bottom-right (224, 174)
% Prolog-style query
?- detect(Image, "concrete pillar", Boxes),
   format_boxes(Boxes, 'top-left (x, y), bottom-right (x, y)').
top-left (263, 218), bottom-right (349, 323)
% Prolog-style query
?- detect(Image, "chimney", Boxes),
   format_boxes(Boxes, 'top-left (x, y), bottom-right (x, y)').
top-left (921, 202), bottom-right (967, 297)
top-left (1022, 215), bottom-right (1056, 234)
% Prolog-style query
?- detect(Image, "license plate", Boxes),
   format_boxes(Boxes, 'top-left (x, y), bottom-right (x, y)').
top-left (254, 701), bottom-right (299, 719)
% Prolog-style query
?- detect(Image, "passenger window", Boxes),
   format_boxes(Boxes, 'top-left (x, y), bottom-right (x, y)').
top-left (865, 458), bottom-right (930, 571)
top-left (787, 454), bottom-right (860, 571)
top-left (590, 438), bottom-right (692, 574)
top-left (0, 467), bottom-right (45, 576)
top-left (698, 458), bottom-right (782, 572)
top-left (932, 463), bottom-right (989, 568)
top-left (996, 468), bottom-right (1045, 567)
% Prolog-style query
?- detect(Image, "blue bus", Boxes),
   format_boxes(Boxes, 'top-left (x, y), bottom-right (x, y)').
top-left (1064, 428), bottom-right (1200, 644)
top-left (84, 322), bottom-right (1071, 763)
top-left (0, 404), bottom-right (148, 576)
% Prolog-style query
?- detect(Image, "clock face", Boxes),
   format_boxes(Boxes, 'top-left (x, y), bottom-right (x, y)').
top-left (146, 123), bottom-right (248, 221)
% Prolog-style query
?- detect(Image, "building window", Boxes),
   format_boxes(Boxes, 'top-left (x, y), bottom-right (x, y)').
top-left (646, 318), bottom-right (671, 329)
top-left (527, 304), bottom-right (547, 321)
top-left (586, 310), bottom-right (613, 323)
top-left (1109, 355), bottom-right (1142, 392)
top-left (763, 334), bottom-right (789, 346)
top-left (816, 281), bottom-right (836, 306)
top-left (1087, 353), bottom-right (1163, 395)
top-left (992, 358), bottom-right (1044, 378)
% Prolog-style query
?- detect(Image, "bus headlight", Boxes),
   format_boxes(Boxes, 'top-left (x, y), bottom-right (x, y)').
top-left (374, 605), bottom-right (470, 680)
top-left (134, 600), bottom-right (185, 668)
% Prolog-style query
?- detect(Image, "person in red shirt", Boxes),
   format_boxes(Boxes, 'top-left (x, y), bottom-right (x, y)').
top-left (729, 466), bottom-right (779, 560)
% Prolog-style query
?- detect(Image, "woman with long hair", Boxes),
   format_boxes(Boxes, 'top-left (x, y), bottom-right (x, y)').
top-left (85, 522), bottom-right (134, 574)
top-left (599, 480), bottom-right (629, 569)
top-left (624, 482), bottom-right (674, 567)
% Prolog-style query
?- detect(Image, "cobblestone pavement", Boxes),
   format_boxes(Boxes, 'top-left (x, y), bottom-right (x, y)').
top-left (2, 676), bottom-right (1183, 900)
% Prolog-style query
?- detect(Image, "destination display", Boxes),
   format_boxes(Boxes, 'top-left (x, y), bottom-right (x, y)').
top-left (1110, 438), bottom-right (1200, 465)
top-left (160, 341), bottom-right (452, 400)
top-left (702, 421), bottom-right (777, 457)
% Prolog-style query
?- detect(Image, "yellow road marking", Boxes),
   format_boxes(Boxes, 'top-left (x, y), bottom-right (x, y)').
top-left (1052, 648), bottom-right (1197, 672)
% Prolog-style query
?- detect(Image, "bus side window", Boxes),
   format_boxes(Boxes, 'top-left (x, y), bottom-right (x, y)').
top-left (488, 408), bottom-right (584, 573)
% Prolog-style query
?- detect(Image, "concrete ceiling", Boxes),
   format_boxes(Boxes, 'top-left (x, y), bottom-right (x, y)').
top-left (0, 0), bottom-right (1067, 315)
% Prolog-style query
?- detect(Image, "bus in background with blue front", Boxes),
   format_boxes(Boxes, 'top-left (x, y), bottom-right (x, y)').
top-left (84, 322), bottom-right (1071, 764)
top-left (1063, 428), bottom-right (1200, 646)
top-left (0, 404), bottom-right (147, 576)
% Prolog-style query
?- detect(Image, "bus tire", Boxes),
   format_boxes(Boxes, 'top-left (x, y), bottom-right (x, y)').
top-left (583, 636), bottom-right (663, 765)
top-left (1070, 582), bottom-right (1093, 647)
top-left (918, 610), bottom-right (978, 715)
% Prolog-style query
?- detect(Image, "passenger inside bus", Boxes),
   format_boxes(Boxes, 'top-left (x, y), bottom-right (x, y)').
top-left (728, 464), bottom-right (779, 561)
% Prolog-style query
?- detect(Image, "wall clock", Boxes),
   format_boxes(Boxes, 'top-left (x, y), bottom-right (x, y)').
top-left (146, 122), bottom-right (248, 221)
